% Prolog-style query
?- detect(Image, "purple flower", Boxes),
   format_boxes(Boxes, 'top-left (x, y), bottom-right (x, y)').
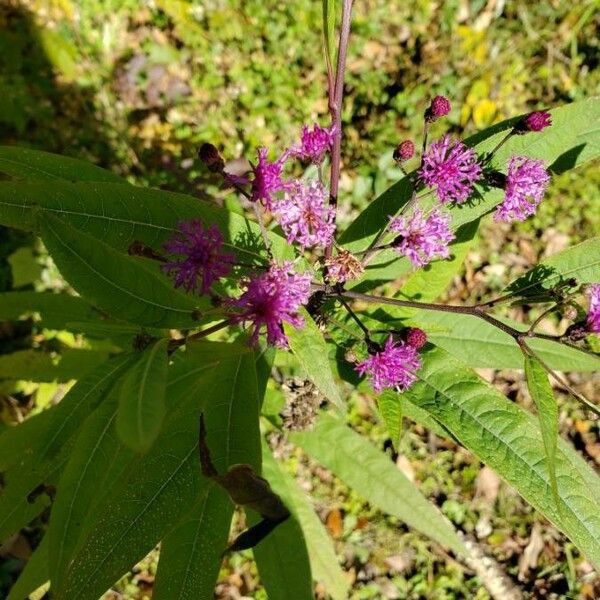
top-left (230, 261), bottom-right (311, 347)
top-left (494, 156), bottom-right (550, 222)
top-left (426, 95), bottom-right (451, 121)
top-left (419, 135), bottom-right (482, 204)
top-left (355, 336), bottom-right (422, 393)
top-left (163, 220), bottom-right (234, 294)
top-left (293, 124), bottom-right (336, 164)
top-left (250, 147), bottom-right (290, 209)
top-left (524, 110), bottom-right (552, 132)
top-left (586, 284), bottom-right (600, 334)
top-left (273, 180), bottom-right (336, 249)
top-left (389, 208), bottom-right (455, 268)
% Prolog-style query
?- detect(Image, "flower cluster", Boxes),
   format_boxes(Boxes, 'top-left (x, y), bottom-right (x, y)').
top-left (389, 208), bottom-right (455, 268)
top-left (162, 97), bottom-right (559, 398)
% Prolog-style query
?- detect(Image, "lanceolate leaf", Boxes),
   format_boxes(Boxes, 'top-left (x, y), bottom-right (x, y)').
top-left (504, 236), bottom-right (600, 299)
top-left (0, 355), bottom-right (132, 541)
top-left (377, 389), bottom-right (403, 450)
top-left (524, 355), bottom-right (559, 503)
top-left (406, 346), bottom-right (600, 568)
top-left (0, 146), bottom-right (123, 182)
top-left (39, 214), bottom-right (202, 328)
top-left (0, 180), bottom-right (287, 259)
top-left (285, 309), bottom-right (344, 411)
top-left (54, 349), bottom-right (260, 600)
top-left (261, 444), bottom-right (349, 600)
top-left (153, 486), bottom-right (234, 600)
top-left (116, 339), bottom-right (169, 453)
top-left (291, 414), bottom-right (466, 556)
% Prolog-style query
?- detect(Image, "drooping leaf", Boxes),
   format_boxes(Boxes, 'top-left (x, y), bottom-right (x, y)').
top-left (285, 309), bottom-right (344, 411)
top-left (54, 348), bottom-right (260, 600)
top-left (261, 444), bottom-right (349, 600)
top-left (377, 389), bottom-right (403, 450)
top-left (524, 354), bottom-right (559, 503)
top-left (39, 214), bottom-right (202, 328)
top-left (291, 414), bottom-right (466, 556)
top-left (0, 145), bottom-right (123, 182)
top-left (0, 355), bottom-right (132, 541)
top-left (406, 346), bottom-right (600, 568)
top-left (116, 338), bottom-right (169, 452)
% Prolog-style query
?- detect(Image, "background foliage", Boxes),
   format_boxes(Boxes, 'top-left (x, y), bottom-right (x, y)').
top-left (0, 0), bottom-right (599, 598)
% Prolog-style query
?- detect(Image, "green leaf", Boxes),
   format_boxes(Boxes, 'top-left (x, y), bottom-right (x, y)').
top-left (261, 444), bottom-right (349, 600)
top-left (39, 214), bottom-right (201, 328)
top-left (406, 346), bottom-right (600, 568)
top-left (377, 389), bottom-right (403, 450)
top-left (322, 0), bottom-right (336, 68)
top-left (0, 348), bottom-right (112, 382)
top-left (53, 349), bottom-right (260, 599)
top-left (0, 180), bottom-right (287, 259)
top-left (0, 146), bottom-right (123, 182)
top-left (504, 236), bottom-right (600, 299)
top-left (116, 339), bottom-right (169, 452)
top-left (252, 514), bottom-right (314, 600)
top-left (153, 486), bottom-right (234, 600)
top-left (524, 354), bottom-right (559, 504)
top-left (341, 100), bottom-right (600, 259)
top-left (0, 355), bottom-right (132, 541)
top-left (6, 535), bottom-right (49, 600)
top-left (401, 310), bottom-right (600, 372)
top-left (285, 309), bottom-right (344, 411)
top-left (291, 414), bottom-right (466, 556)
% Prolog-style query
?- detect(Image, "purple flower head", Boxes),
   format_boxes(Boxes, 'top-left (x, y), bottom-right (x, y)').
top-left (273, 180), bottom-right (336, 249)
top-left (524, 110), bottom-right (552, 132)
top-left (250, 147), bottom-right (290, 209)
top-left (426, 95), bottom-right (451, 121)
top-left (494, 156), bottom-right (550, 223)
top-left (230, 261), bottom-right (311, 347)
top-left (419, 135), bottom-right (482, 204)
top-left (163, 220), bottom-right (234, 294)
top-left (586, 284), bottom-right (600, 334)
top-left (355, 336), bottom-right (422, 393)
top-left (294, 124), bottom-right (336, 164)
top-left (393, 140), bottom-right (415, 162)
top-left (389, 208), bottom-right (455, 268)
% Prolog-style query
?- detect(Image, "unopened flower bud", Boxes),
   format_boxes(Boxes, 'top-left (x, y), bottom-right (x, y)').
top-left (198, 143), bottom-right (225, 173)
top-left (393, 140), bottom-right (415, 162)
top-left (523, 110), bottom-right (552, 132)
top-left (345, 349), bottom-right (358, 364)
top-left (426, 95), bottom-right (451, 122)
top-left (406, 327), bottom-right (427, 349)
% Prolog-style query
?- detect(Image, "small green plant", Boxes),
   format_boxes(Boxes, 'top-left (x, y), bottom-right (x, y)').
top-left (1, 2), bottom-right (600, 599)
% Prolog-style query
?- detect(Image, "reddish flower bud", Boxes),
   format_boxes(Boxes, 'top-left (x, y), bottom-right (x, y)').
top-left (426, 95), bottom-right (451, 122)
top-left (523, 110), bottom-right (552, 132)
top-left (393, 140), bottom-right (415, 162)
top-left (198, 143), bottom-right (225, 173)
top-left (406, 327), bottom-right (427, 349)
